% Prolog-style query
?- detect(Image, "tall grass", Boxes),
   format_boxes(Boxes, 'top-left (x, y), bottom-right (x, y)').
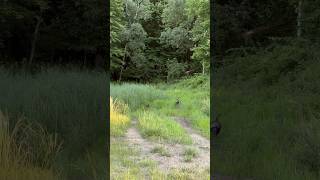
top-left (0, 111), bottom-right (61, 180)
top-left (110, 97), bottom-right (130, 136)
top-left (213, 86), bottom-right (319, 179)
top-left (153, 76), bottom-right (210, 138)
top-left (0, 68), bottom-right (106, 154)
top-left (213, 42), bottom-right (320, 179)
top-left (0, 68), bottom-right (107, 179)
top-left (110, 83), bottom-right (165, 110)
top-left (137, 110), bottom-right (192, 144)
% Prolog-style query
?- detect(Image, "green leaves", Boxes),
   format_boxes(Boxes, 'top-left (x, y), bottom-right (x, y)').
top-left (160, 27), bottom-right (192, 52)
top-left (161, 0), bottom-right (187, 28)
top-left (186, 0), bottom-right (210, 74)
top-left (110, 0), bottom-right (210, 81)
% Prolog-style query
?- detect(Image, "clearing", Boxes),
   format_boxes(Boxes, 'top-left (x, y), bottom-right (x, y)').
top-left (110, 75), bottom-right (210, 179)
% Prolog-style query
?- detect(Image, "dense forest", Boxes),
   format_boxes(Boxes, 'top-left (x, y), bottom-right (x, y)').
top-left (110, 0), bottom-right (209, 82)
top-left (0, 0), bottom-right (106, 69)
top-left (213, 0), bottom-right (320, 179)
top-left (215, 0), bottom-right (319, 61)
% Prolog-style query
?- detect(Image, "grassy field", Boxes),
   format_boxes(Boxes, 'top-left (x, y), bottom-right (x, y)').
top-left (110, 75), bottom-right (210, 179)
top-left (213, 41), bottom-right (320, 179)
top-left (110, 75), bottom-right (209, 138)
top-left (0, 67), bottom-right (107, 180)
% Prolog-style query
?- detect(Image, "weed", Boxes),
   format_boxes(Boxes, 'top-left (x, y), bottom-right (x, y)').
top-left (183, 147), bottom-right (198, 162)
top-left (151, 146), bottom-right (171, 157)
top-left (0, 111), bottom-right (61, 180)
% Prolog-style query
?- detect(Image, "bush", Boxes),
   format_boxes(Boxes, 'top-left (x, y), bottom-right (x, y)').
top-left (166, 58), bottom-right (187, 82)
top-left (293, 116), bottom-right (320, 174)
top-left (223, 39), bottom-right (320, 86)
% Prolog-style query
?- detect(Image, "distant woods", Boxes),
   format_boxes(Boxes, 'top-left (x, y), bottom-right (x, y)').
top-left (0, 0), bottom-right (106, 70)
top-left (111, 0), bottom-right (209, 82)
top-left (215, 0), bottom-right (320, 65)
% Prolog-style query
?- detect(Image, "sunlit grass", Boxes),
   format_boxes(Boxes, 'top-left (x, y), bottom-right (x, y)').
top-left (110, 75), bottom-right (210, 179)
top-left (151, 88), bottom-right (210, 138)
top-left (137, 110), bottom-right (192, 144)
top-left (110, 141), bottom-right (209, 180)
top-left (110, 97), bottom-right (130, 136)
top-left (110, 83), bottom-right (165, 111)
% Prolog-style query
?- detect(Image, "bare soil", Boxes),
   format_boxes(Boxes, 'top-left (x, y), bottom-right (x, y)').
top-left (124, 117), bottom-right (210, 172)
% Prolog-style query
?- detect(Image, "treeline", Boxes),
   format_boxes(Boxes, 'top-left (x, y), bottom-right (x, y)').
top-left (215, 0), bottom-right (320, 66)
top-left (0, 0), bottom-right (106, 69)
top-left (110, 0), bottom-right (209, 82)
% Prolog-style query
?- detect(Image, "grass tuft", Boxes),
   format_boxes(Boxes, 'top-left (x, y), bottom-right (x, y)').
top-left (183, 147), bottom-right (198, 162)
top-left (110, 97), bottom-right (130, 136)
top-left (151, 146), bottom-right (171, 157)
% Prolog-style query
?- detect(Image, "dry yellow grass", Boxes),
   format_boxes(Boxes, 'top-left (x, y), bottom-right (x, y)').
top-left (0, 111), bottom-right (61, 180)
top-left (110, 97), bottom-right (130, 136)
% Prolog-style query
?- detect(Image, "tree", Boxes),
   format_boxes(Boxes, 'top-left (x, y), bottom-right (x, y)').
top-left (186, 0), bottom-right (210, 74)
top-left (118, 0), bottom-right (152, 81)
top-left (111, 0), bottom-right (126, 74)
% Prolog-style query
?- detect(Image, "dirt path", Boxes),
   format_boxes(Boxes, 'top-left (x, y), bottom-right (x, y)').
top-left (124, 117), bottom-right (210, 172)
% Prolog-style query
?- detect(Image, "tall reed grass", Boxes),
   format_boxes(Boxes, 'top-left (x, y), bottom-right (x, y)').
top-left (110, 97), bottom-right (130, 136)
top-left (0, 111), bottom-right (61, 180)
top-left (0, 68), bottom-right (107, 179)
top-left (110, 83), bottom-right (165, 110)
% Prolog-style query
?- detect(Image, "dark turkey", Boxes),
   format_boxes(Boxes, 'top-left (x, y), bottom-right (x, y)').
top-left (212, 116), bottom-right (221, 136)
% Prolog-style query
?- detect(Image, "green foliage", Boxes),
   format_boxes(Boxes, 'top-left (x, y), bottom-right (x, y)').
top-left (160, 27), bottom-right (193, 53)
top-left (183, 147), bottom-right (198, 162)
top-left (122, 23), bottom-right (147, 53)
top-left (151, 146), bottom-right (171, 157)
top-left (214, 40), bottom-right (320, 179)
top-left (173, 74), bottom-right (209, 89)
top-left (111, 0), bottom-right (209, 82)
top-left (161, 0), bottom-right (188, 28)
top-left (301, 0), bottom-right (320, 41)
top-left (137, 110), bottom-right (192, 144)
top-left (223, 39), bottom-right (319, 86)
top-left (110, 83), bottom-right (165, 110)
top-left (187, 0), bottom-right (210, 74)
top-left (111, 0), bottom-right (126, 71)
top-left (0, 68), bottom-right (107, 179)
top-left (166, 58), bottom-right (187, 82)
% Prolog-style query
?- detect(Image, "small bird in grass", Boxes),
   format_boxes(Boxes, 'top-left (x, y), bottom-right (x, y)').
top-left (212, 115), bottom-right (221, 137)
top-left (175, 98), bottom-right (180, 107)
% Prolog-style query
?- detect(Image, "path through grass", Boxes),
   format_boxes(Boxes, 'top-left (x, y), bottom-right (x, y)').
top-left (110, 75), bottom-right (210, 179)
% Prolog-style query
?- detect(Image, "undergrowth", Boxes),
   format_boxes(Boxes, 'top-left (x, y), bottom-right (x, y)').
top-left (213, 40), bottom-right (320, 179)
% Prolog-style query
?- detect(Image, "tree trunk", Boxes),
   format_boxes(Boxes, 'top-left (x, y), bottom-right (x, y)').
top-left (297, 0), bottom-right (303, 38)
top-left (118, 45), bottom-right (127, 82)
top-left (28, 16), bottom-right (42, 66)
top-left (202, 61), bottom-right (205, 75)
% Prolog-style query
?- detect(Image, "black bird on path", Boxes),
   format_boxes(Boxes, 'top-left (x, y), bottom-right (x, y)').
top-left (212, 115), bottom-right (221, 136)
